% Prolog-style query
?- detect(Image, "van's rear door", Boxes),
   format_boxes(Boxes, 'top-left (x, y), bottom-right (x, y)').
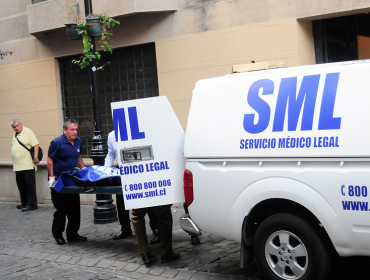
top-left (111, 96), bottom-right (185, 209)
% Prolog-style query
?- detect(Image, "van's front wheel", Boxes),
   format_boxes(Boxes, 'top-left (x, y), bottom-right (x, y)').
top-left (253, 213), bottom-right (331, 280)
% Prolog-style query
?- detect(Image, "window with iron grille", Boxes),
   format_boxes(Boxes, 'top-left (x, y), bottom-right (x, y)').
top-left (313, 13), bottom-right (370, 64)
top-left (59, 43), bottom-right (159, 156)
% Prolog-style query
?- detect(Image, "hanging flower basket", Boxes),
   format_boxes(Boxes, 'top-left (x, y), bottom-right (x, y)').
top-left (65, 23), bottom-right (82, 40)
top-left (65, 1), bottom-right (82, 40)
top-left (72, 13), bottom-right (120, 70)
top-left (86, 16), bottom-right (101, 37)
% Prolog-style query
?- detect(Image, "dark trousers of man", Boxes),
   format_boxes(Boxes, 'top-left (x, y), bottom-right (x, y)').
top-left (15, 169), bottom-right (37, 209)
top-left (116, 194), bottom-right (131, 230)
top-left (131, 205), bottom-right (172, 257)
top-left (116, 194), bottom-right (158, 232)
top-left (51, 189), bottom-right (80, 239)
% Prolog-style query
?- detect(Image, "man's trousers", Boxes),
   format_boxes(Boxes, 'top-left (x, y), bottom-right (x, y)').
top-left (51, 189), bottom-right (80, 239)
top-left (116, 194), bottom-right (131, 230)
top-left (116, 194), bottom-right (159, 232)
top-left (15, 168), bottom-right (37, 209)
top-left (131, 204), bottom-right (173, 257)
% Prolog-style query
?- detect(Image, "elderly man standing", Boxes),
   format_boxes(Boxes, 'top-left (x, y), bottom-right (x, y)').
top-left (47, 118), bottom-right (87, 245)
top-left (11, 118), bottom-right (39, 212)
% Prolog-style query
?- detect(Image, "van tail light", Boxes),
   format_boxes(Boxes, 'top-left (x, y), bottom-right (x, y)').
top-left (183, 170), bottom-right (194, 206)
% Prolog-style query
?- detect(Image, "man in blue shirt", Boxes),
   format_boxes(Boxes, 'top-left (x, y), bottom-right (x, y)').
top-left (47, 119), bottom-right (86, 245)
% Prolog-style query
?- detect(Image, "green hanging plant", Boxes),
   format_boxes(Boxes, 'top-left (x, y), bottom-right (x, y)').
top-left (72, 12), bottom-right (120, 71)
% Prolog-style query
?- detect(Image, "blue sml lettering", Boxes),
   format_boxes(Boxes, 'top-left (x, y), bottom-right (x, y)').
top-left (128, 107), bottom-right (145, 140)
top-left (243, 73), bottom-right (342, 134)
top-left (113, 108), bottom-right (128, 141)
top-left (273, 75), bottom-right (320, 132)
top-left (318, 73), bottom-right (342, 130)
top-left (243, 79), bottom-right (274, 134)
top-left (112, 106), bottom-right (146, 142)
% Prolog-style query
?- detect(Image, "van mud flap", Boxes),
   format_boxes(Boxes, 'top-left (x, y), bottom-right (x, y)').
top-left (179, 214), bottom-right (202, 236)
top-left (241, 215), bottom-right (254, 267)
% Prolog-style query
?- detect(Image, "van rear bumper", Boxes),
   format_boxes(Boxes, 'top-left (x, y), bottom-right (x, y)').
top-left (179, 214), bottom-right (202, 236)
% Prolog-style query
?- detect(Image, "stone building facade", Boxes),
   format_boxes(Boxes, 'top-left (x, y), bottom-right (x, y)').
top-left (1, 0), bottom-right (370, 204)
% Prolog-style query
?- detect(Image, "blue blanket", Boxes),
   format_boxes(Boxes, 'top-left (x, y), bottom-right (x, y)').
top-left (55, 166), bottom-right (121, 193)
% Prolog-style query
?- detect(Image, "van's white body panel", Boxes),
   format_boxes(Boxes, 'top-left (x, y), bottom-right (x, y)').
top-left (184, 60), bottom-right (370, 257)
top-left (186, 159), bottom-right (370, 256)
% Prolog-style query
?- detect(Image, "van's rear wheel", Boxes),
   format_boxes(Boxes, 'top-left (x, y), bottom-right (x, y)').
top-left (253, 213), bottom-right (331, 280)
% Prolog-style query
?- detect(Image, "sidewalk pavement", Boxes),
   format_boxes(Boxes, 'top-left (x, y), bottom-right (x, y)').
top-left (0, 201), bottom-right (263, 280)
top-left (2, 202), bottom-right (370, 280)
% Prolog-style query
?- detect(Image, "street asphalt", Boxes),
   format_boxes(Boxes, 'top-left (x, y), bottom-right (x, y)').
top-left (1, 201), bottom-right (370, 280)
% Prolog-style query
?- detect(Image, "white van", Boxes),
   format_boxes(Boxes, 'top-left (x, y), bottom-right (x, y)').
top-left (180, 60), bottom-right (370, 280)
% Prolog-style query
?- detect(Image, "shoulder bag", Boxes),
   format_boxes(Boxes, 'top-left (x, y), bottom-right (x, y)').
top-left (15, 133), bottom-right (43, 161)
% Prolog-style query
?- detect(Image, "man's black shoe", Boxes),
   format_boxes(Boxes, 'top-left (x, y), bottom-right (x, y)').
top-left (54, 236), bottom-right (66, 245)
top-left (21, 206), bottom-right (37, 212)
top-left (16, 204), bottom-right (22, 209)
top-left (191, 235), bottom-right (200, 245)
top-left (149, 235), bottom-right (160, 245)
top-left (141, 252), bottom-right (155, 265)
top-left (67, 234), bottom-right (87, 243)
top-left (112, 229), bottom-right (132, 240)
top-left (161, 252), bottom-right (180, 264)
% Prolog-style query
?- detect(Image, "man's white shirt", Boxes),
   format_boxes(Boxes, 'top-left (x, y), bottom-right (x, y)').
top-left (104, 131), bottom-right (118, 167)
